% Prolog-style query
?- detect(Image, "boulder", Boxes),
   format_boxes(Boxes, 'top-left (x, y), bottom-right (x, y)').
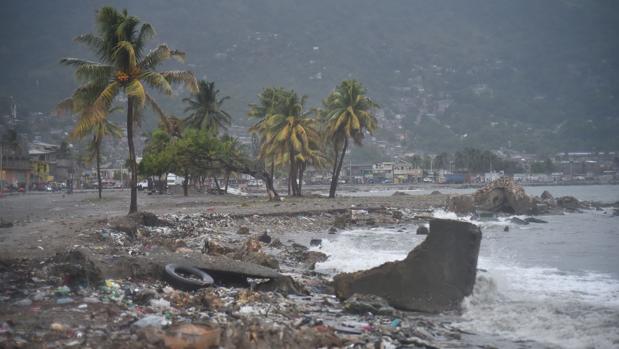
top-left (302, 251), bottom-right (328, 270)
top-left (510, 217), bottom-right (529, 225)
top-left (446, 195), bottom-right (475, 215)
top-left (257, 231), bottom-right (272, 244)
top-left (556, 196), bottom-right (581, 211)
top-left (256, 275), bottom-right (308, 295)
top-left (333, 219), bottom-right (481, 313)
top-left (525, 217), bottom-right (548, 224)
top-left (540, 190), bottom-right (554, 201)
top-left (473, 177), bottom-right (533, 214)
top-left (342, 293), bottom-right (395, 316)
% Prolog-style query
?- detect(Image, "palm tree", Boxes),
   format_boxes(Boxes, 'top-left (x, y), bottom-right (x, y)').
top-left (220, 135), bottom-right (243, 194)
top-left (80, 111), bottom-right (122, 199)
top-left (324, 80), bottom-right (378, 198)
top-left (255, 91), bottom-right (323, 196)
top-left (183, 80), bottom-right (231, 134)
top-left (60, 6), bottom-right (197, 213)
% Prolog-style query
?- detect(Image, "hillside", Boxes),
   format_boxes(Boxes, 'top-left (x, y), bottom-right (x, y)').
top-left (1, 0), bottom-right (618, 156)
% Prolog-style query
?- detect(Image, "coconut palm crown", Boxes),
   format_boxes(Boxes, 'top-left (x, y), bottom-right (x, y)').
top-left (60, 6), bottom-right (197, 213)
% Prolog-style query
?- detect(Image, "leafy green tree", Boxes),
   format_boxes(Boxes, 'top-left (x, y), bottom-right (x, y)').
top-left (183, 80), bottom-right (231, 134)
top-left (60, 6), bottom-right (197, 213)
top-left (323, 80), bottom-right (378, 198)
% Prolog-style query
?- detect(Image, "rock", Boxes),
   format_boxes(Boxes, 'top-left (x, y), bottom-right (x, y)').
top-left (257, 231), bottom-right (272, 244)
top-left (256, 275), bottom-right (308, 295)
top-left (416, 225), bottom-right (429, 235)
top-left (541, 190), bottom-right (554, 201)
top-left (237, 226), bottom-right (250, 235)
top-left (392, 191), bottom-right (409, 196)
top-left (525, 217), bottom-right (548, 224)
top-left (556, 196), bottom-right (581, 211)
top-left (510, 217), bottom-right (529, 225)
top-left (302, 251), bottom-right (328, 269)
top-left (241, 238), bottom-right (262, 253)
top-left (269, 238), bottom-right (283, 248)
top-left (238, 251), bottom-right (280, 270)
top-left (430, 190), bottom-right (442, 195)
top-left (202, 240), bottom-right (234, 256)
top-left (328, 227), bottom-right (337, 234)
top-left (446, 195), bottom-right (475, 215)
top-left (503, 226), bottom-right (510, 232)
top-left (343, 293), bottom-right (396, 316)
top-left (333, 219), bottom-right (481, 312)
top-left (333, 215), bottom-right (348, 229)
top-left (392, 210), bottom-right (403, 220)
top-left (0, 219), bottom-right (13, 228)
top-left (309, 239), bottom-right (322, 247)
top-left (473, 177), bottom-right (533, 214)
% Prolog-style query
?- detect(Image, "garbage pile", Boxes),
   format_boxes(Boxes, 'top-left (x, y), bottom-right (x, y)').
top-left (0, 209), bottom-right (465, 348)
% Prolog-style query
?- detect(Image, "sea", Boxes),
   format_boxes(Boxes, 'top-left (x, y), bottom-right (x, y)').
top-left (314, 185), bottom-right (619, 349)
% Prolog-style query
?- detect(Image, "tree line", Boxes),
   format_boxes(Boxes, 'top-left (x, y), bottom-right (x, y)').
top-left (58, 6), bottom-right (379, 214)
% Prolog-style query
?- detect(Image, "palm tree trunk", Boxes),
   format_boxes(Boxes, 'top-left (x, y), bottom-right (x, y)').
top-left (329, 138), bottom-right (348, 198)
top-left (224, 170), bottom-right (230, 194)
top-left (182, 170), bottom-right (189, 196)
top-left (213, 176), bottom-right (221, 193)
top-left (96, 142), bottom-right (102, 199)
top-left (127, 97), bottom-right (138, 213)
top-left (298, 161), bottom-right (305, 196)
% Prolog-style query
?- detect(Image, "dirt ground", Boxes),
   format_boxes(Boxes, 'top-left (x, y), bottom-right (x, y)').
top-left (0, 189), bottom-right (448, 260)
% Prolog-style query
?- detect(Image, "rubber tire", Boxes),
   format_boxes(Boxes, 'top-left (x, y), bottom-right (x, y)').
top-left (164, 264), bottom-right (214, 291)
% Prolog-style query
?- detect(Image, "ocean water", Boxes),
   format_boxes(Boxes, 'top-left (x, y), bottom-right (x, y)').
top-left (314, 185), bottom-right (619, 348)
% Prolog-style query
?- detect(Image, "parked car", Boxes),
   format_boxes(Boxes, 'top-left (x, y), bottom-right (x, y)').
top-left (137, 180), bottom-right (149, 190)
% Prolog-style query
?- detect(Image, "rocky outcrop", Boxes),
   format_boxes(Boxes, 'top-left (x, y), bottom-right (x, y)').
top-left (333, 219), bottom-right (481, 313)
top-left (473, 177), bottom-right (533, 214)
top-left (556, 196), bottom-right (582, 211)
top-left (446, 195), bottom-right (475, 215)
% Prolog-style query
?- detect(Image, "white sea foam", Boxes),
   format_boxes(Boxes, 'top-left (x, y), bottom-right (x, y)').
top-left (314, 219), bottom-right (619, 349)
top-left (457, 260), bottom-right (619, 349)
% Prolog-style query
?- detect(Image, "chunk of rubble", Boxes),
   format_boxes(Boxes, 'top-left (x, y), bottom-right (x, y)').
top-left (334, 219), bottom-right (481, 313)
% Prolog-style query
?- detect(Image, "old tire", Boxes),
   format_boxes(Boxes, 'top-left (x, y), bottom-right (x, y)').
top-left (164, 264), bottom-right (214, 291)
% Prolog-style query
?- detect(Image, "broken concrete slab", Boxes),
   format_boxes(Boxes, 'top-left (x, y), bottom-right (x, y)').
top-left (333, 219), bottom-right (481, 313)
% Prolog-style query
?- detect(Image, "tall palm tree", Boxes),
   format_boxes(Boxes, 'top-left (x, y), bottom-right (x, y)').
top-left (248, 87), bottom-right (290, 171)
top-left (183, 80), bottom-right (231, 134)
top-left (220, 135), bottom-right (243, 194)
top-left (60, 6), bottom-right (197, 213)
top-left (324, 80), bottom-right (378, 198)
top-left (255, 92), bottom-right (323, 197)
top-left (81, 111), bottom-right (122, 199)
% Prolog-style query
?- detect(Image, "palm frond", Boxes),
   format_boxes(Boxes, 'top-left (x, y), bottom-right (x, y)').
top-left (161, 70), bottom-right (198, 93)
top-left (140, 71), bottom-right (172, 95)
top-left (126, 80), bottom-right (146, 107)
